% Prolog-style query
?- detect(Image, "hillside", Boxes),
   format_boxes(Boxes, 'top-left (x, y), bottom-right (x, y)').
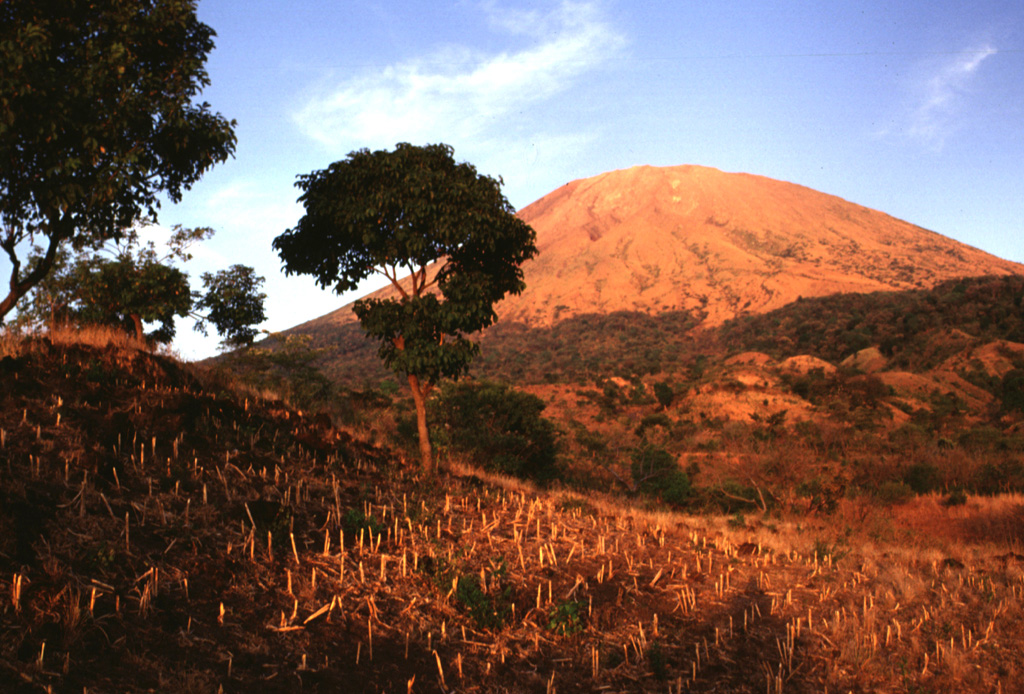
top-left (4, 330), bottom-right (1024, 693)
top-left (6, 329), bottom-right (1024, 692)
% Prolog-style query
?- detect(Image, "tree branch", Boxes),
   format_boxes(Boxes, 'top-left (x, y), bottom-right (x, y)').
top-left (380, 264), bottom-right (408, 300)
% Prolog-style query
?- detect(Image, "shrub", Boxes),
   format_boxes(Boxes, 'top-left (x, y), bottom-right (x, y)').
top-left (653, 381), bottom-right (674, 409)
top-left (795, 476), bottom-right (844, 514)
top-left (431, 380), bottom-right (560, 481)
top-left (903, 461), bottom-right (941, 494)
top-left (630, 443), bottom-right (691, 506)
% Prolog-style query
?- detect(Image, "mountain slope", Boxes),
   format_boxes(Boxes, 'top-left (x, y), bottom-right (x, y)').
top-left (293, 164), bottom-right (1022, 336)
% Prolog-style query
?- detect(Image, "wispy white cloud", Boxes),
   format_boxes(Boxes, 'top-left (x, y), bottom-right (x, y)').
top-left (292, 1), bottom-right (625, 150)
top-left (905, 45), bottom-right (997, 149)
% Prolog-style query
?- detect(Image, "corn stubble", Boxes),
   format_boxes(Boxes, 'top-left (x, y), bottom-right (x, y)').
top-left (1, 330), bottom-right (1022, 692)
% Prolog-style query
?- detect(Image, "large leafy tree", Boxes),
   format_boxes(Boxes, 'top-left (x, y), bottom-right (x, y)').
top-left (274, 143), bottom-right (538, 473)
top-left (0, 0), bottom-right (236, 321)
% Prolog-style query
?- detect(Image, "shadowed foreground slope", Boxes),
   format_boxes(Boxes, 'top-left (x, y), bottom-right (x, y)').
top-left (3, 331), bottom-right (1023, 692)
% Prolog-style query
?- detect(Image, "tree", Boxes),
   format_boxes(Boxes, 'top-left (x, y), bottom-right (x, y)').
top-left (0, 0), bottom-right (236, 321)
top-left (194, 264), bottom-right (269, 349)
top-left (16, 226), bottom-right (266, 348)
top-left (274, 143), bottom-right (537, 473)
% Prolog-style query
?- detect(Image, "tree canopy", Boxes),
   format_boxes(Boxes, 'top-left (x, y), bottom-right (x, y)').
top-left (274, 142), bottom-right (537, 472)
top-left (0, 0), bottom-right (236, 320)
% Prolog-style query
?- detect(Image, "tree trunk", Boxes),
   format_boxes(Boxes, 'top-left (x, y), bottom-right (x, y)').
top-left (130, 313), bottom-right (145, 341)
top-left (407, 373), bottom-right (433, 474)
top-left (0, 232), bottom-right (61, 322)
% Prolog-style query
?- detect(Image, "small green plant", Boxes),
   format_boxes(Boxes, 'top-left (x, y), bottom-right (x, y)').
top-left (453, 563), bottom-right (513, 631)
top-left (548, 599), bottom-right (584, 636)
top-left (343, 508), bottom-right (384, 538)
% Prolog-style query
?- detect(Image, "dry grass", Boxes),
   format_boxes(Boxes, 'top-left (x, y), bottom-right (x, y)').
top-left (1, 323), bottom-right (149, 357)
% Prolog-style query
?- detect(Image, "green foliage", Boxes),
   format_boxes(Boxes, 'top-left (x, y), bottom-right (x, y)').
top-left (943, 489), bottom-right (968, 507)
top-left (343, 508), bottom-right (384, 539)
top-left (571, 423), bottom-right (609, 455)
top-left (547, 599), bottom-right (585, 636)
top-left (703, 479), bottom-right (763, 513)
top-left (220, 334), bottom-right (344, 415)
top-left (630, 442), bottom-right (691, 506)
top-left (0, 0), bottom-right (236, 320)
top-left (75, 242), bottom-right (193, 342)
top-left (429, 556), bottom-right (513, 631)
top-left (810, 538), bottom-right (849, 563)
top-left (455, 574), bottom-right (507, 630)
top-left (750, 410), bottom-right (788, 442)
top-left (954, 427), bottom-right (1011, 454)
top-left (194, 265), bottom-right (267, 348)
top-left (796, 475), bottom-right (844, 514)
top-left (635, 412), bottom-right (672, 437)
top-left (653, 380), bottom-right (674, 409)
top-left (648, 641), bottom-right (669, 680)
top-left (430, 380), bottom-right (560, 481)
top-left (972, 460), bottom-right (1024, 495)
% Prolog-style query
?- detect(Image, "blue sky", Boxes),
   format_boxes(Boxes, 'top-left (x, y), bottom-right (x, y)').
top-left (74, 1), bottom-right (1024, 357)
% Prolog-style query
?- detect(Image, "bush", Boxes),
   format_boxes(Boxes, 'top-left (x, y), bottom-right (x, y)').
top-left (903, 461), bottom-right (940, 494)
top-left (431, 380), bottom-right (560, 481)
top-left (630, 443), bottom-right (691, 506)
top-left (653, 381), bottom-right (674, 409)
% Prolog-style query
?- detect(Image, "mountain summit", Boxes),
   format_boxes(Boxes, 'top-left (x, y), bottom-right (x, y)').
top-left (502, 164), bottom-right (1021, 325)
top-left (289, 164), bottom-right (1022, 333)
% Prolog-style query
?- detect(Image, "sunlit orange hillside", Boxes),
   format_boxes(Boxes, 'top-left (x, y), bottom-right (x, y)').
top-left (295, 164), bottom-right (1023, 334)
